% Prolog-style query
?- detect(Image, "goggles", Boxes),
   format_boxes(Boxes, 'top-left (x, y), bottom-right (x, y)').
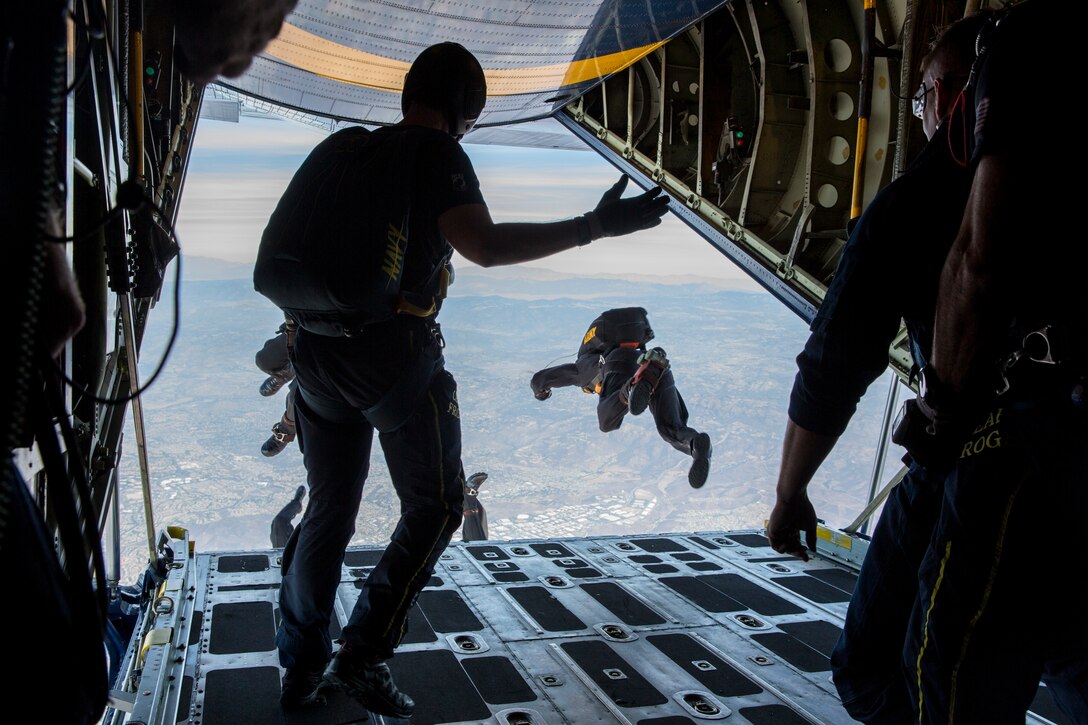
top-left (912, 81), bottom-right (933, 119)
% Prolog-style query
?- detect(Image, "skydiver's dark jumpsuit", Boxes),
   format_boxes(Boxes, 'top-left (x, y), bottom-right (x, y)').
top-left (461, 494), bottom-right (487, 542)
top-left (530, 307), bottom-right (702, 456)
top-left (461, 473), bottom-right (488, 541)
top-left (270, 486), bottom-right (305, 548)
top-left (256, 324), bottom-right (294, 387)
top-left (275, 125), bottom-right (482, 671)
top-left (255, 325), bottom-right (296, 431)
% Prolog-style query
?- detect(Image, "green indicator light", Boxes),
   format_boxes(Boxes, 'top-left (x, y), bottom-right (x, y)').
top-left (736, 131), bottom-right (744, 138)
top-left (146, 66), bottom-right (155, 76)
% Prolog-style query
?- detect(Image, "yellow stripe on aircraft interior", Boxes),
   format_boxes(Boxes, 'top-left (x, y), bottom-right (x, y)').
top-left (816, 525), bottom-right (853, 550)
top-left (266, 23), bottom-right (665, 96)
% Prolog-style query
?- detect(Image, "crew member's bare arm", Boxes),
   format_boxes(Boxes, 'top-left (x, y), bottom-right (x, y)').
top-left (767, 419), bottom-right (839, 561)
top-left (440, 204), bottom-right (586, 267)
top-left (930, 156), bottom-right (1011, 393)
top-left (440, 176), bottom-right (668, 267)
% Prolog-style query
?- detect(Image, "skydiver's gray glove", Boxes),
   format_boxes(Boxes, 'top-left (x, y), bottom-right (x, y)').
top-left (582, 175), bottom-right (669, 240)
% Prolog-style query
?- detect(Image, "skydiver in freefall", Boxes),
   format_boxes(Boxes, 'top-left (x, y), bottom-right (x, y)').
top-left (530, 307), bottom-right (712, 488)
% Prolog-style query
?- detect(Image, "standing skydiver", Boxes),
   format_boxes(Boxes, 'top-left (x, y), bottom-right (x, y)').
top-left (254, 42), bottom-right (671, 717)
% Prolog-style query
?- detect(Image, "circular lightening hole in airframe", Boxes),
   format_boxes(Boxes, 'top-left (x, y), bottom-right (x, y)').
top-left (824, 39), bottom-right (852, 72)
top-left (827, 136), bottom-right (851, 165)
top-left (817, 183), bottom-right (839, 208)
top-left (830, 91), bottom-right (854, 120)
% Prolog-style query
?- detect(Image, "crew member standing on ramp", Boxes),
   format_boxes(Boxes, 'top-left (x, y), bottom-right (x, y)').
top-left (254, 43), bottom-right (671, 717)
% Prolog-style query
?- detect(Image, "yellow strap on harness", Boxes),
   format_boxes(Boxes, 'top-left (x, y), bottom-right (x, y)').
top-left (284, 318), bottom-right (298, 350)
top-left (395, 295), bottom-right (437, 318)
top-left (394, 265), bottom-right (452, 318)
top-left (581, 371), bottom-right (604, 394)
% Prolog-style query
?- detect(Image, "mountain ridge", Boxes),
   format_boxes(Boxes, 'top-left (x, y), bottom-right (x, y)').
top-left (180, 254), bottom-right (763, 293)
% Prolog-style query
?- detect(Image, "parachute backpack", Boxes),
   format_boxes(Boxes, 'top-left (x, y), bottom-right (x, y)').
top-left (253, 126), bottom-right (419, 336)
top-left (578, 307), bottom-right (655, 358)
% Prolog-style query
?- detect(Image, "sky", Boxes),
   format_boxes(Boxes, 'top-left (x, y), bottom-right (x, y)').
top-left (141, 107), bottom-right (912, 572)
top-left (175, 114), bottom-right (759, 288)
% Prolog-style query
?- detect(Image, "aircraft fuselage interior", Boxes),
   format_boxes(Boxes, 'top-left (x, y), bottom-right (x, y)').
top-left (2, 1), bottom-right (1074, 723)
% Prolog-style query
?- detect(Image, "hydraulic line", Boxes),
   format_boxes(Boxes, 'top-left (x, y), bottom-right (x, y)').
top-left (850, 0), bottom-right (876, 221)
top-left (123, 0), bottom-right (159, 568)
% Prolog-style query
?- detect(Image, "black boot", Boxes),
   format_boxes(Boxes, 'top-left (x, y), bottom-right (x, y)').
top-left (261, 416), bottom-right (296, 457)
top-left (323, 644), bottom-right (414, 718)
top-left (260, 375), bottom-right (288, 397)
top-left (281, 485), bottom-right (306, 519)
top-left (626, 347), bottom-right (669, 416)
top-left (280, 664), bottom-right (329, 707)
top-left (688, 433), bottom-right (712, 488)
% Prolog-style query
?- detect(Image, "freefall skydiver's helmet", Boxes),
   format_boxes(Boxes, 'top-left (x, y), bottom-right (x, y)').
top-left (402, 42), bottom-right (487, 139)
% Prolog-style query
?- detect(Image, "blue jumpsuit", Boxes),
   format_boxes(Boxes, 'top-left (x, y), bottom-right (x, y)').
top-left (905, 2), bottom-right (1088, 720)
top-left (788, 116), bottom-right (973, 723)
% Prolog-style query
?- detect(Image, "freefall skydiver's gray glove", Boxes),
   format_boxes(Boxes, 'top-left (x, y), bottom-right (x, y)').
top-left (582, 175), bottom-right (669, 240)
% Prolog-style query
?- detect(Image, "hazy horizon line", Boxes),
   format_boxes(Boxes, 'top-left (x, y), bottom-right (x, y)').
top-left (177, 254), bottom-right (764, 291)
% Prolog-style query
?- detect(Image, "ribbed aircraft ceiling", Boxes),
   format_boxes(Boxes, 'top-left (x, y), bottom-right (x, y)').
top-left (221, 0), bottom-right (729, 127)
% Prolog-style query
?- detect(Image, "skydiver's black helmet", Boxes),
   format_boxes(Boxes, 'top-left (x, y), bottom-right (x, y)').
top-left (402, 42), bottom-right (487, 139)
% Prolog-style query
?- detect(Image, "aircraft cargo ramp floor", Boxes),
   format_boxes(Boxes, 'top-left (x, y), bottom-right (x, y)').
top-left (123, 530), bottom-right (1073, 725)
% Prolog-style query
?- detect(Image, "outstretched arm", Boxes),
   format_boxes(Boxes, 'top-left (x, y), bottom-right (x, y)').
top-left (531, 363), bottom-right (582, 399)
top-left (440, 175), bottom-right (669, 267)
top-left (767, 418), bottom-right (839, 561)
top-left (531, 354), bottom-right (602, 399)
